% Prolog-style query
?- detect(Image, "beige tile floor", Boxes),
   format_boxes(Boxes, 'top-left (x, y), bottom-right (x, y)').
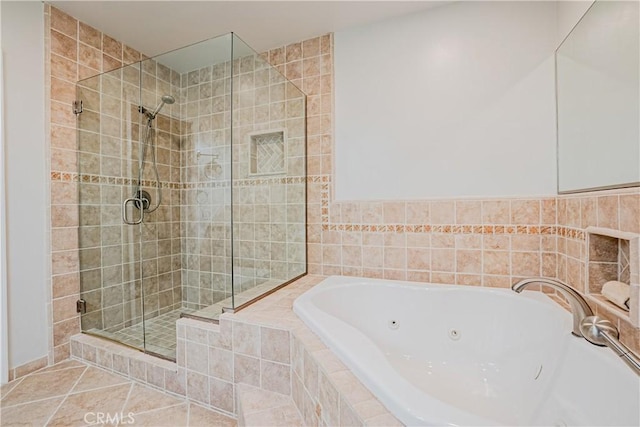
top-left (0, 360), bottom-right (236, 427)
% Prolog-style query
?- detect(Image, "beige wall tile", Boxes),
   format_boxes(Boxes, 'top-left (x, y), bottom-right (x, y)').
top-left (51, 29), bottom-right (77, 62)
top-left (482, 200), bottom-right (509, 224)
top-left (432, 248), bottom-right (454, 272)
top-left (565, 198), bottom-right (581, 227)
top-left (186, 371), bottom-right (209, 405)
top-left (285, 42), bottom-right (302, 62)
top-left (456, 201), bottom-right (481, 224)
top-left (430, 201), bottom-right (454, 224)
top-left (79, 22), bottom-right (101, 50)
top-left (511, 200), bottom-right (540, 224)
top-left (261, 360), bottom-right (291, 395)
top-left (511, 252), bottom-right (540, 277)
top-left (234, 354), bottom-right (260, 387)
top-left (51, 7), bottom-right (77, 38)
top-left (597, 195), bottom-right (619, 229)
top-left (456, 250), bottom-right (481, 274)
top-left (483, 250), bottom-right (510, 275)
top-left (318, 371), bottom-right (339, 426)
top-left (52, 273), bottom-right (80, 299)
top-left (209, 378), bottom-right (234, 413)
top-left (407, 248), bottom-right (429, 271)
top-left (541, 198), bottom-right (556, 224)
top-left (102, 34), bottom-right (122, 60)
top-left (384, 247), bottom-right (406, 270)
top-left (78, 43), bottom-right (101, 71)
top-left (619, 194), bottom-right (640, 233)
top-left (260, 327), bottom-right (290, 364)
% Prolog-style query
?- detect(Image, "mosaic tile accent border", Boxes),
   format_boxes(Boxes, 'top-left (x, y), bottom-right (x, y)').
top-left (50, 170), bottom-right (307, 189)
top-left (323, 223), bottom-right (562, 235)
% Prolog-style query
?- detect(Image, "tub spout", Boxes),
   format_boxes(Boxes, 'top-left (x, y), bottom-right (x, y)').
top-left (512, 277), bottom-right (593, 337)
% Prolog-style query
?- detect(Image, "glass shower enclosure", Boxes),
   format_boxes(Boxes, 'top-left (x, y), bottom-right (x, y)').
top-left (75, 33), bottom-right (307, 360)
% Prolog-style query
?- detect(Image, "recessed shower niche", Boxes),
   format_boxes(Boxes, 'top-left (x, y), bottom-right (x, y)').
top-left (586, 227), bottom-right (640, 327)
top-left (75, 33), bottom-right (307, 360)
top-left (249, 130), bottom-right (286, 176)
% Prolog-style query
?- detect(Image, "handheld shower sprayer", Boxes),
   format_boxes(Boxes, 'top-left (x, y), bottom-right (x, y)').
top-left (139, 94), bottom-right (175, 120)
top-left (150, 95), bottom-right (176, 119)
top-left (132, 94), bottom-right (176, 215)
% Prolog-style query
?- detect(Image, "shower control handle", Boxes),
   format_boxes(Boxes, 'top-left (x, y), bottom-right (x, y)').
top-left (122, 197), bottom-right (144, 225)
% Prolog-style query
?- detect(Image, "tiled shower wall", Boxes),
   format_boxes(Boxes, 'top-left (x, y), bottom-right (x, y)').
top-left (47, 5), bottom-right (163, 363)
top-left (229, 51), bottom-right (306, 290)
top-left (179, 61), bottom-right (233, 309)
top-left (178, 52), bottom-right (306, 310)
top-left (75, 59), bottom-right (184, 334)
top-left (47, 5), bottom-right (194, 362)
top-left (44, 4), bottom-right (638, 372)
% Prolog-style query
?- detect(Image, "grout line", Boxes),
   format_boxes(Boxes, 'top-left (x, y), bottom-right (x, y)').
top-left (31, 364), bottom-right (86, 377)
top-left (119, 381), bottom-right (136, 417)
top-left (42, 365), bottom-right (88, 426)
top-left (0, 377), bottom-right (24, 400)
top-left (0, 393), bottom-right (67, 410)
top-left (130, 401), bottom-right (186, 417)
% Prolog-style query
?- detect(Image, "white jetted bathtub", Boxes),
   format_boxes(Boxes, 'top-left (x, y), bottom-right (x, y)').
top-left (293, 276), bottom-right (640, 426)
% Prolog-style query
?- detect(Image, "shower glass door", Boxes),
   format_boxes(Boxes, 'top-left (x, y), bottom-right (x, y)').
top-left (147, 35), bottom-right (235, 327)
top-left (230, 34), bottom-right (307, 306)
top-left (135, 53), bottom-right (184, 357)
top-left (77, 61), bottom-right (145, 351)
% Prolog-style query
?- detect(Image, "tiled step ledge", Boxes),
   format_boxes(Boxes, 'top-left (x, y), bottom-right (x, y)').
top-left (236, 384), bottom-right (302, 426)
top-left (71, 275), bottom-right (401, 426)
top-left (220, 275), bottom-right (402, 426)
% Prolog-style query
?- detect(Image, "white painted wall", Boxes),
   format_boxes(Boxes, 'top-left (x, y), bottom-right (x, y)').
top-left (0, 0), bottom-right (8, 385)
top-left (334, 1), bottom-right (559, 200)
top-left (556, 0), bottom-right (593, 44)
top-left (0, 1), bottom-right (49, 376)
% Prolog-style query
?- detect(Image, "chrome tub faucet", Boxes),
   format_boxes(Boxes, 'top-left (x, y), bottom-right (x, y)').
top-left (512, 277), bottom-right (639, 375)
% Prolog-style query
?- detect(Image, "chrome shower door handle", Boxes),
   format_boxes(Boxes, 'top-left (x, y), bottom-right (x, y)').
top-left (122, 197), bottom-right (144, 225)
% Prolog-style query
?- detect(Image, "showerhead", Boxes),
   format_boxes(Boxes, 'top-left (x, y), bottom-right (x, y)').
top-left (149, 95), bottom-right (175, 119)
top-left (161, 95), bottom-right (176, 105)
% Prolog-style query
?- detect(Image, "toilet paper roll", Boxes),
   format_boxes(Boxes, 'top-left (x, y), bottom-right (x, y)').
top-left (602, 280), bottom-right (630, 311)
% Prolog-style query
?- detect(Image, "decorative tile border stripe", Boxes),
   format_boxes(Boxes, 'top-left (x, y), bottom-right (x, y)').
top-left (321, 223), bottom-right (560, 235)
top-left (557, 226), bottom-right (586, 240)
top-left (51, 171), bottom-right (322, 189)
top-left (51, 172), bottom-right (181, 189)
top-left (319, 222), bottom-right (584, 240)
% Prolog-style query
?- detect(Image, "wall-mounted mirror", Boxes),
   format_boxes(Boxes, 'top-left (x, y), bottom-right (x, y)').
top-left (557, 0), bottom-right (639, 193)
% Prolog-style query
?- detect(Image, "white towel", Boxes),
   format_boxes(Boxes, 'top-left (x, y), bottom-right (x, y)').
top-left (602, 280), bottom-right (630, 311)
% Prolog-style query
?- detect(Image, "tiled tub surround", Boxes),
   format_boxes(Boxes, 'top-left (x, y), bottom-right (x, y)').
top-left (556, 190), bottom-right (640, 348)
top-left (70, 275), bottom-right (402, 425)
top-left (293, 276), bottom-right (640, 426)
top-left (307, 188), bottom-right (640, 355)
